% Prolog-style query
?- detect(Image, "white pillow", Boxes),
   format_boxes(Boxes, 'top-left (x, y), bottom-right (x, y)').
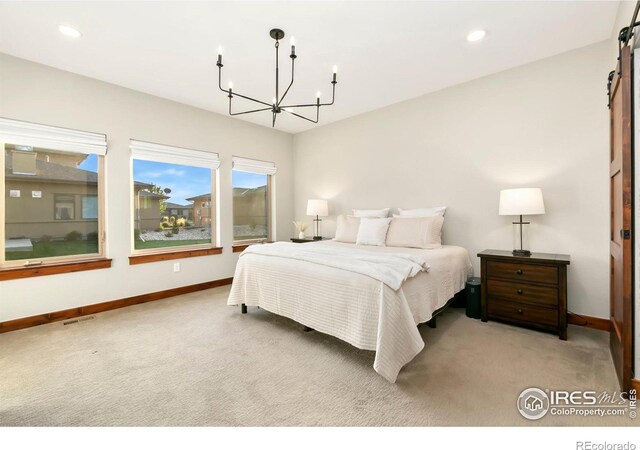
top-left (386, 216), bottom-right (444, 249)
top-left (334, 215), bottom-right (361, 243)
top-left (356, 217), bottom-right (392, 246)
top-left (353, 208), bottom-right (390, 218)
top-left (398, 206), bottom-right (447, 217)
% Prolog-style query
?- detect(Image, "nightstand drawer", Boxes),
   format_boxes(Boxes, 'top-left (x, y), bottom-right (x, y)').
top-left (486, 279), bottom-right (558, 307)
top-left (487, 261), bottom-right (558, 285)
top-left (487, 299), bottom-right (558, 327)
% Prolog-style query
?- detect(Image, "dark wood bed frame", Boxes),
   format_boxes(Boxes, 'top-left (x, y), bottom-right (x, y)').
top-left (239, 288), bottom-right (465, 331)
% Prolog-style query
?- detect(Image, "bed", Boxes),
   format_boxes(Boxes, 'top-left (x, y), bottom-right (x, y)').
top-left (227, 240), bottom-right (472, 382)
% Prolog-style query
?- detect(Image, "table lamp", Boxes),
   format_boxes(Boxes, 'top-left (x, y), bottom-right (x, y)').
top-left (306, 199), bottom-right (328, 240)
top-left (499, 188), bottom-right (545, 256)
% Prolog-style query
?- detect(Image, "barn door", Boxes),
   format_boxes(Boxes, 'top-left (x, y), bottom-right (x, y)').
top-left (609, 44), bottom-right (634, 393)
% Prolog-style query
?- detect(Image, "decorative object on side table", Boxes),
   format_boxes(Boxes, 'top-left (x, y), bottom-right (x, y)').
top-left (478, 249), bottom-right (570, 340)
top-left (499, 188), bottom-right (545, 256)
top-left (306, 199), bottom-right (328, 240)
top-left (293, 221), bottom-right (308, 240)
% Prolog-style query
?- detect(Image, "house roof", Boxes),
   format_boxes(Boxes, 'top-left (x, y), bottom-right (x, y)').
top-left (186, 193), bottom-right (211, 202)
top-left (5, 154), bottom-right (155, 190)
top-left (6, 154), bottom-right (98, 184)
top-left (165, 202), bottom-right (190, 209)
top-left (233, 186), bottom-right (267, 197)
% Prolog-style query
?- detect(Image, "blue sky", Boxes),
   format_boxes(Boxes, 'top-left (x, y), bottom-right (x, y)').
top-left (79, 157), bottom-right (266, 205)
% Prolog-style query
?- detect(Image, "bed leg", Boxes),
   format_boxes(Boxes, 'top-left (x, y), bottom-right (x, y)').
top-left (427, 316), bottom-right (437, 329)
top-left (241, 304), bottom-right (247, 314)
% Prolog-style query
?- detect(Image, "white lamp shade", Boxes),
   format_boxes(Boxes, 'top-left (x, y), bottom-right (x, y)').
top-left (306, 199), bottom-right (328, 217)
top-left (499, 188), bottom-right (545, 216)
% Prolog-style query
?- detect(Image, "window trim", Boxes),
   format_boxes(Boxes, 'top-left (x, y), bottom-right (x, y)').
top-left (130, 142), bottom-right (220, 263)
top-left (1, 144), bottom-right (106, 271)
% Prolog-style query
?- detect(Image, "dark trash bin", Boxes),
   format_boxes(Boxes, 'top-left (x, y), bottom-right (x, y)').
top-left (466, 277), bottom-right (481, 319)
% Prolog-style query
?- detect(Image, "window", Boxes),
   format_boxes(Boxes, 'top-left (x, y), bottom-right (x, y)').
top-left (54, 195), bottom-right (76, 220)
top-left (130, 140), bottom-right (220, 256)
top-left (232, 157), bottom-right (276, 244)
top-left (0, 118), bottom-right (107, 267)
top-left (82, 195), bottom-right (98, 219)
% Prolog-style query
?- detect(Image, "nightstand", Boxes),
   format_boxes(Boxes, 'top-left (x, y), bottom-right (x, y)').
top-left (290, 238), bottom-right (326, 243)
top-left (478, 249), bottom-right (570, 340)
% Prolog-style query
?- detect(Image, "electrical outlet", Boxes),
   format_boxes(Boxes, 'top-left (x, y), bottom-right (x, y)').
top-left (173, 262), bottom-right (181, 273)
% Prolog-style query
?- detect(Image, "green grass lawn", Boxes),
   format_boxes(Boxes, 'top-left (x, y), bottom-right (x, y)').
top-left (6, 241), bottom-right (99, 261)
top-left (134, 239), bottom-right (211, 250)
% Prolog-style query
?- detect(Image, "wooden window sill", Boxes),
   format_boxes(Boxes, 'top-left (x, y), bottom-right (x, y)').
top-left (0, 258), bottom-right (112, 281)
top-left (232, 241), bottom-right (272, 253)
top-left (129, 247), bottom-right (222, 265)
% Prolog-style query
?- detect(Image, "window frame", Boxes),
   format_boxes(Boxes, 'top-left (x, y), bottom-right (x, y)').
top-left (0, 143), bottom-right (106, 269)
top-left (129, 141), bottom-right (221, 262)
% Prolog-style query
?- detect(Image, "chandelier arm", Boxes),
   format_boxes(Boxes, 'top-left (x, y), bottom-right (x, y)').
top-left (272, 111), bottom-right (277, 127)
top-left (282, 108), bottom-right (319, 124)
top-left (230, 106), bottom-right (273, 116)
top-left (281, 81), bottom-right (337, 109)
top-left (277, 57), bottom-right (295, 107)
top-left (218, 66), bottom-right (273, 108)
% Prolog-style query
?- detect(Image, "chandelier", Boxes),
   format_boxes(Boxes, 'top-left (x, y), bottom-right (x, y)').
top-left (216, 28), bottom-right (338, 127)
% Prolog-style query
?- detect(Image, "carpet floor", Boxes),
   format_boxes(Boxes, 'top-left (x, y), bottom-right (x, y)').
top-left (0, 285), bottom-right (630, 426)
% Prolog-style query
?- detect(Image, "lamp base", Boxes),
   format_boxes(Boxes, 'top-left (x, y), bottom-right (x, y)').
top-left (512, 249), bottom-right (532, 257)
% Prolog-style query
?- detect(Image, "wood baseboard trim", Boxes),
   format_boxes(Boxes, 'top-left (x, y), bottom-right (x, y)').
top-left (0, 277), bottom-right (233, 334)
top-left (567, 313), bottom-right (611, 332)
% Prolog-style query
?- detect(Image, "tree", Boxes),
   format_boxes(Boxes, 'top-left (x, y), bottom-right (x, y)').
top-left (149, 184), bottom-right (168, 214)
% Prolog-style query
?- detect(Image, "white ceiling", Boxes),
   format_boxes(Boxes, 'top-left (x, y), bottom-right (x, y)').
top-left (0, 1), bottom-right (619, 134)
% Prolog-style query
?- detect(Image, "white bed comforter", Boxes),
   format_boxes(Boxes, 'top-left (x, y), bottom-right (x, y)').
top-left (240, 241), bottom-right (429, 290)
top-left (227, 240), bottom-right (472, 383)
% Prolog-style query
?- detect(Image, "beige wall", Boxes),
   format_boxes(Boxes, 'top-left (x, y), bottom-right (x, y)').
top-left (293, 40), bottom-right (611, 318)
top-left (0, 53), bottom-right (293, 322)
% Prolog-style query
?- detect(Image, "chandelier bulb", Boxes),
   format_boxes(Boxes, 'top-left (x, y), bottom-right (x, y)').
top-left (333, 65), bottom-right (338, 74)
top-left (272, 97), bottom-right (277, 105)
top-left (316, 91), bottom-right (321, 99)
top-left (228, 81), bottom-right (233, 89)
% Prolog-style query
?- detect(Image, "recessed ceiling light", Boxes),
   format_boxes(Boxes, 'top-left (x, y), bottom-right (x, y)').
top-left (466, 29), bottom-right (486, 42)
top-left (58, 25), bottom-right (82, 38)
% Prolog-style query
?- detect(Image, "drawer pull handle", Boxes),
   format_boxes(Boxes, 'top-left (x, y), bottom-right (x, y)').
top-left (517, 308), bottom-right (523, 314)
top-left (516, 269), bottom-right (523, 275)
top-left (517, 289), bottom-right (524, 295)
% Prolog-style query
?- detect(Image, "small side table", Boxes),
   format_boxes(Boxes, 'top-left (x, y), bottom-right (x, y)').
top-left (290, 238), bottom-right (326, 243)
top-left (478, 249), bottom-right (570, 340)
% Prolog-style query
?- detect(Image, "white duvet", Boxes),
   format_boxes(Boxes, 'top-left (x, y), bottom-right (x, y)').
top-left (227, 240), bottom-right (472, 382)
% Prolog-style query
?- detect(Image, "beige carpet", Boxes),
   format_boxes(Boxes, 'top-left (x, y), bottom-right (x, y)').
top-left (0, 285), bottom-right (630, 426)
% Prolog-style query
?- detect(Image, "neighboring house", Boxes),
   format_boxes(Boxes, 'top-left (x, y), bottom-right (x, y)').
top-left (233, 186), bottom-right (267, 231)
top-left (162, 202), bottom-right (193, 221)
top-left (5, 149), bottom-right (100, 240)
top-left (134, 190), bottom-right (168, 232)
top-left (186, 194), bottom-right (212, 226)
top-left (5, 148), bottom-right (166, 239)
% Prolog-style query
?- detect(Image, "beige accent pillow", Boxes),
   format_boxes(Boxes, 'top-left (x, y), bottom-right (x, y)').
top-left (353, 208), bottom-right (390, 218)
top-left (386, 216), bottom-right (444, 249)
top-left (334, 215), bottom-right (361, 243)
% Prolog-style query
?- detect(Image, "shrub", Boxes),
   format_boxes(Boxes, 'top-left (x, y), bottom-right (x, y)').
top-left (176, 217), bottom-right (186, 227)
top-left (39, 234), bottom-right (53, 243)
top-left (86, 231), bottom-right (99, 242)
top-left (164, 231), bottom-right (173, 238)
top-left (65, 230), bottom-right (82, 241)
